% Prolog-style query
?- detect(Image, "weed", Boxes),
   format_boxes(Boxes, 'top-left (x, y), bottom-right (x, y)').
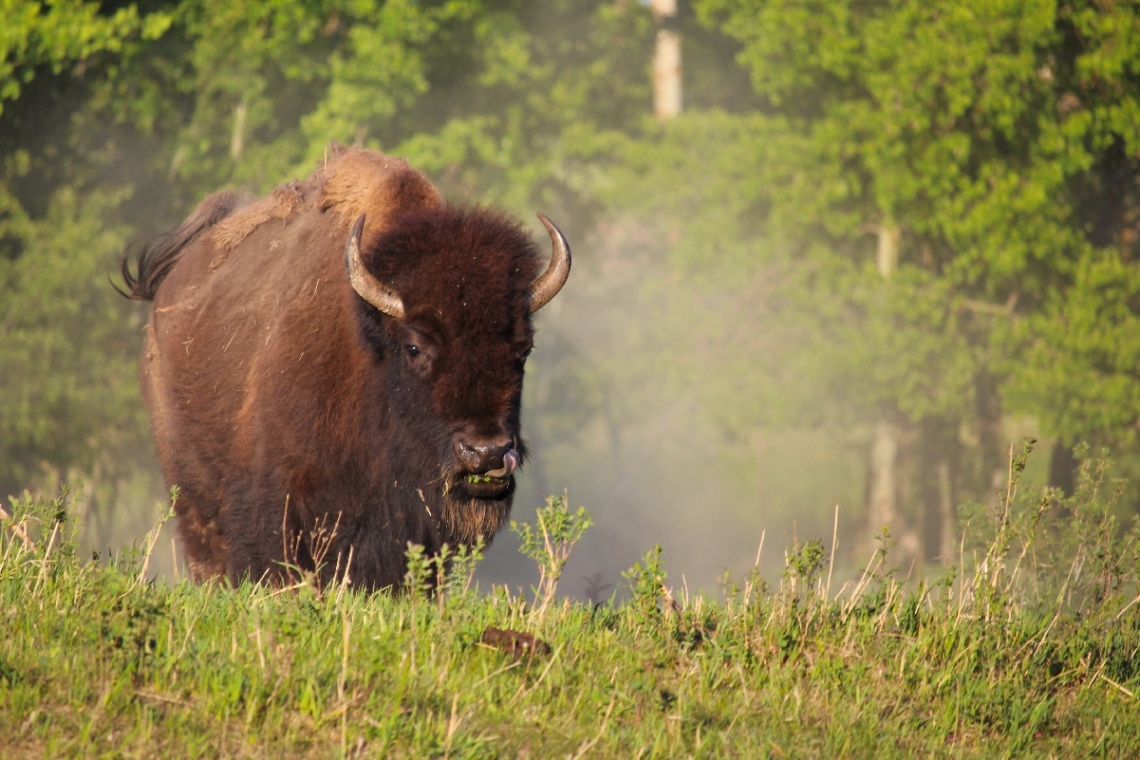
top-left (783, 536), bottom-right (826, 595)
top-left (622, 544), bottom-right (667, 625)
top-left (510, 490), bottom-right (593, 617)
top-left (403, 541), bottom-right (434, 600)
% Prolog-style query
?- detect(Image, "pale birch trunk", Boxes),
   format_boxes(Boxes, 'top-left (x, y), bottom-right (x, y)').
top-left (651, 0), bottom-right (681, 120)
top-left (864, 223), bottom-right (921, 563)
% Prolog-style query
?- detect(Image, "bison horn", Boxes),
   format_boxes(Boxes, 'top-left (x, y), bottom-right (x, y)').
top-left (345, 214), bottom-right (405, 319)
top-left (528, 213), bottom-right (571, 313)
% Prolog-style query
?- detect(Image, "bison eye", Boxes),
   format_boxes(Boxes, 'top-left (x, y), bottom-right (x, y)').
top-left (405, 344), bottom-right (422, 359)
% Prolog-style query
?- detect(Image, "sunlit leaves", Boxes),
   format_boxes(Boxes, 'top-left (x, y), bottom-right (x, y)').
top-left (0, 0), bottom-right (169, 112)
top-left (674, 0), bottom-right (1140, 448)
top-left (1006, 250), bottom-right (1140, 443)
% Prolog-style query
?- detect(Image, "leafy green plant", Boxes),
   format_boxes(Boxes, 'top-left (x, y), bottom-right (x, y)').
top-left (402, 537), bottom-right (486, 622)
top-left (510, 491), bottom-right (593, 616)
top-left (970, 439), bottom-right (1052, 621)
top-left (782, 537), bottom-right (826, 596)
top-left (960, 441), bottom-right (1139, 621)
top-left (622, 544), bottom-right (667, 626)
top-left (438, 537), bottom-right (485, 600)
top-left (1060, 445), bottom-right (1138, 606)
top-left (403, 541), bottom-right (433, 601)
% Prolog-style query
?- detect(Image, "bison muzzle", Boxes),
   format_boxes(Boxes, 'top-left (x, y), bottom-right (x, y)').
top-left (120, 146), bottom-right (570, 590)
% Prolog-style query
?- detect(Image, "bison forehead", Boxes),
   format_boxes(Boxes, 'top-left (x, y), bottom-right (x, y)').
top-left (397, 273), bottom-right (535, 356)
top-left (364, 205), bottom-right (544, 317)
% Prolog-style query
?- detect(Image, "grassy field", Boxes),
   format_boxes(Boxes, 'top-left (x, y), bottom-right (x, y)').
top-left (2, 445), bottom-right (1138, 758)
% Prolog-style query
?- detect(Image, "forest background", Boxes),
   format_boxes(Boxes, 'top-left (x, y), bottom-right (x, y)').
top-left (3, 0), bottom-right (1140, 597)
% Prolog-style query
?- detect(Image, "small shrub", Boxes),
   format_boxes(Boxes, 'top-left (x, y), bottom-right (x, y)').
top-left (623, 544), bottom-right (667, 626)
top-left (511, 490), bottom-right (593, 615)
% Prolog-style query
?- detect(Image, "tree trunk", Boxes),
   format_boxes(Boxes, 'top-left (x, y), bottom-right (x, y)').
top-left (876, 222), bottom-right (900, 278)
top-left (919, 416), bottom-right (959, 563)
top-left (1048, 440), bottom-right (1078, 497)
top-left (867, 420), bottom-right (900, 538)
top-left (937, 458), bottom-right (957, 561)
top-left (231, 97), bottom-right (248, 160)
top-left (651, 0), bottom-right (681, 120)
top-left (862, 222), bottom-right (922, 563)
top-left (974, 370), bottom-right (1007, 503)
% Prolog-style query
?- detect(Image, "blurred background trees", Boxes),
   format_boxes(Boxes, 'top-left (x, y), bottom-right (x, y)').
top-left (3, 0), bottom-right (1139, 590)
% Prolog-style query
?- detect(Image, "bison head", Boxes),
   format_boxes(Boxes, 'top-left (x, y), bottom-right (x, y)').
top-left (343, 206), bottom-right (570, 545)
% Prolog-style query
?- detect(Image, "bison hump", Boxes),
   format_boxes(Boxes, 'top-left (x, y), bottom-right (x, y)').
top-left (320, 148), bottom-right (443, 240)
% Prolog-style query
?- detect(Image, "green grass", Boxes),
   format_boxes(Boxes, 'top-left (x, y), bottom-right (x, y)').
top-left (2, 446), bottom-right (1139, 758)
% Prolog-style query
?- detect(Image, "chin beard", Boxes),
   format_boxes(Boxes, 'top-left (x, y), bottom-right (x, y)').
top-left (439, 485), bottom-right (514, 546)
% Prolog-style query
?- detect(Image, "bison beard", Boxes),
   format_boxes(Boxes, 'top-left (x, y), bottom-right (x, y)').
top-left (119, 146), bottom-right (570, 591)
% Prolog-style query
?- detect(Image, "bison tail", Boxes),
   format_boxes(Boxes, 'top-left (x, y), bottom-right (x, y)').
top-left (116, 190), bottom-right (247, 302)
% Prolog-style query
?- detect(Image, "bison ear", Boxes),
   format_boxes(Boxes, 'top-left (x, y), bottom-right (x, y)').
top-left (345, 213), bottom-right (405, 319)
top-left (528, 213), bottom-right (571, 313)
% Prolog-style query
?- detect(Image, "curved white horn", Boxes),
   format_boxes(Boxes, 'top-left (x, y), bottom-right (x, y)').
top-left (528, 213), bottom-right (571, 313)
top-left (344, 213), bottom-right (405, 319)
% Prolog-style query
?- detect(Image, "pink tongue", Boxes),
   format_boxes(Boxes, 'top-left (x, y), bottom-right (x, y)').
top-left (486, 450), bottom-right (519, 478)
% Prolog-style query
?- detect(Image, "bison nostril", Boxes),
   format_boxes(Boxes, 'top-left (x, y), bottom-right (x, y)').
top-left (455, 438), bottom-right (516, 475)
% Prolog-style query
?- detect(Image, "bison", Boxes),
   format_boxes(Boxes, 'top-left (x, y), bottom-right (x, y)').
top-left (120, 146), bottom-right (570, 590)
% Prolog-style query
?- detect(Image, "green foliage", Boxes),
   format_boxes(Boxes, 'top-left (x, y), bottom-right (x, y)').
top-left (0, 0), bottom-right (170, 113)
top-left (511, 491), bottom-right (592, 614)
top-left (0, 183), bottom-right (148, 497)
top-left (968, 439), bottom-right (1053, 621)
top-left (590, 0), bottom-right (1140, 506)
top-left (402, 541), bottom-right (433, 600)
top-left (960, 441), bottom-right (1140, 621)
top-left (782, 536), bottom-right (826, 591)
top-left (622, 544), bottom-right (667, 624)
top-left (402, 537), bottom-right (485, 602)
top-left (439, 538), bottom-right (485, 599)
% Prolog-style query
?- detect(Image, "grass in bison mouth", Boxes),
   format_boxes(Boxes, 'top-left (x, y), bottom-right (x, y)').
top-left (465, 474), bottom-right (509, 486)
top-left (453, 473), bottom-right (513, 498)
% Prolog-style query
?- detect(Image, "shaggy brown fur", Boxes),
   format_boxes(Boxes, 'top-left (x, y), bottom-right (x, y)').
top-left (121, 145), bottom-right (561, 590)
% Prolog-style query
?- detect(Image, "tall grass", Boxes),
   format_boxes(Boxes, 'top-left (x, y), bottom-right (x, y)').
top-left (1, 443), bottom-right (1137, 758)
